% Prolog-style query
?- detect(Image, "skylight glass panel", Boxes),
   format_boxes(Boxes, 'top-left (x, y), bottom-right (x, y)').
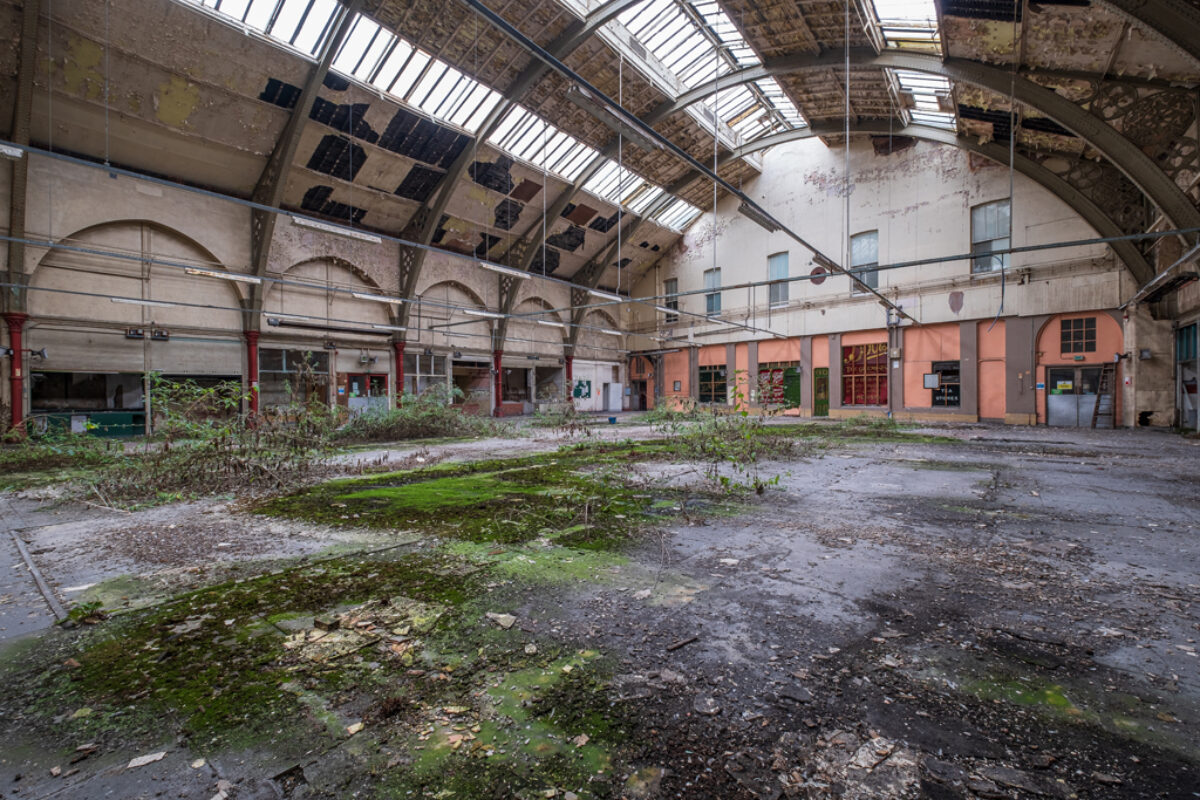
top-left (487, 107), bottom-right (601, 183)
top-left (869, 0), bottom-right (956, 129)
top-left (653, 197), bottom-right (703, 231)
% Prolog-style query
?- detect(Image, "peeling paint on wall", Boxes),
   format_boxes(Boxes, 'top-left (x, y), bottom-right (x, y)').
top-left (60, 36), bottom-right (105, 101)
top-left (154, 75), bottom-right (200, 127)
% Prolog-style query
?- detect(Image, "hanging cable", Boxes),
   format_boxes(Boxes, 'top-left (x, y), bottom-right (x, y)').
top-left (844, 0), bottom-right (851, 274)
top-left (990, 0), bottom-right (1020, 331)
top-left (616, 53), bottom-right (623, 299)
top-left (104, 0), bottom-right (111, 166)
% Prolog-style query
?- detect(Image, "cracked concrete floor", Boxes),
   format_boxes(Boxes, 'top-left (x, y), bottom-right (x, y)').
top-left (1, 423), bottom-right (1198, 799)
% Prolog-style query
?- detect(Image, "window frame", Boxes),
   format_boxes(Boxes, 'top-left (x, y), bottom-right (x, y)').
top-left (704, 267), bottom-right (721, 316)
top-left (849, 231), bottom-right (879, 295)
top-left (698, 365), bottom-right (728, 404)
top-left (768, 252), bottom-right (789, 308)
top-left (971, 199), bottom-right (1011, 274)
top-left (1060, 317), bottom-right (1097, 354)
top-left (930, 360), bottom-right (961, 407)
top-left (841, 343), bottom-right (888, 406)
top-left (663, 277), bottom-right (679, 324)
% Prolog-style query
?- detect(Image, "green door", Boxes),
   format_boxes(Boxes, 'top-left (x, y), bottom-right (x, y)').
top-left (782, 367), bottom-right (802, 409)
top-left (813, 367), bottom-right (829, 417)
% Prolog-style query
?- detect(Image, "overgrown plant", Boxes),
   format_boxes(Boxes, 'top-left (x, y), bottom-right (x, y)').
top-left (531, 400), bottom-right (595, 438)
top-left (92, 371), bottom-right (339, 506)
top-left (650, 372), bottom-right (793, 494)
top-left (0, 418), bottom-right (119, 476)
top-left (335, 384), bottom-right (512, 442)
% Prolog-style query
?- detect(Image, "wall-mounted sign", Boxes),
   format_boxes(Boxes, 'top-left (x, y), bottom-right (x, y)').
top-left (923, 373), bottom-right (940, 389)
top-left (573, 379), bottom-right (592, 399)
top-left (1036, 382), bottom-right (1045, 390)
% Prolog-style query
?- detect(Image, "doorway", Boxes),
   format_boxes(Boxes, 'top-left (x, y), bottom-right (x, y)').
top-left (1046, 366), bottom-right (1101, 427)
top-left (813, 367), bottom-right (829, 416)
top-left (631, 380), bottom-right (647, 411)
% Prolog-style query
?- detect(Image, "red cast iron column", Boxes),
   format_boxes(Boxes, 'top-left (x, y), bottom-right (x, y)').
top-left (493, 349), bottom-right (503, 417)
top-left (244, 330), bottom-right (260, 417)
top-left (393, 340), bottom-right (405, 406)
top-left (4, 313), bottom-right (29, 433)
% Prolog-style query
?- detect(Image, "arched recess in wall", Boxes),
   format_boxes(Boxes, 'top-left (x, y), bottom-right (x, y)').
top-left (417, 280), bottom-right (493, 352)
top-left (1033, 311), bottom-right (1125, 424)
top-left (511, 296), bottom-right (565, 354)
top-left (26, 220), bottom-right (244, 374)
top-left (574, 307), bottom-right (621, 356)
top-left (263, 257), bottom-right (393, 335)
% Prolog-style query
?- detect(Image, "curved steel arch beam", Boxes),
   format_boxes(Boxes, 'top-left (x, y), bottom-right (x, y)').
top-left (1096, 0), bottom-right (1200, 67)
top-left (395, 0), bottom-right (647, 328)
top-left (653, 49), bottom-right (1200, 233)
top-left (712, 121), bottom-right (1153, 283)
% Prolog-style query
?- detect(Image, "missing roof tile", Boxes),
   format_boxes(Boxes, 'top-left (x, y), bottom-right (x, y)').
top-left (470, 156), bottom-right (516, 194)
top-left (307, 135), bottom-right (368, 182)
top-left (395, 164), bottom-right (444, 203)
top-left (510, 179), bottom-right (543, 202)
top-left (546, 225), bottom-right (586, 253)
top-left (494, 199), bottom-right (524, 231)
top-left (565, 203), bottom-right (599, 226)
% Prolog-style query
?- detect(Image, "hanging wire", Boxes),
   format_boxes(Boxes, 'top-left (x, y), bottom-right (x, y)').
top-left (990, 0), bottom-right (1020, 331)
top-left (617, 53), bottom-right (623, 297)
top-left (843, 0), bottom-right (851, 274)
top-left (712, 45), bottom-right (719, 307)
top-left (104, 0), bottom-right (111, 166)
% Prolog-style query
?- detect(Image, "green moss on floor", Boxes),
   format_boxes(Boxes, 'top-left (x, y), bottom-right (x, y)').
top-left (257, 443), bottom-right (701, 549)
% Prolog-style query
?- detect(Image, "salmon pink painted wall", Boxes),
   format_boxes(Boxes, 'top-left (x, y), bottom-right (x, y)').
top-left (758, 339), bottom-right (802, 363)
top-left (978, 320), bottom-right (1006, 420)
top-left (699, 345), bottom-right (725, 367)
top-left (662, 350), bottom-right (690, 409)
top-left (902, 323), bottom-right (959, 409)
top-left (842, 329), bottom-right (887, 347)
top-left (812, 335), bottom-right (829, 369)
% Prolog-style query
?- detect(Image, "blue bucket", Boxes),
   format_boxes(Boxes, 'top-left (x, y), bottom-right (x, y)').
top-left (608, 416), bottom-right (617, 424)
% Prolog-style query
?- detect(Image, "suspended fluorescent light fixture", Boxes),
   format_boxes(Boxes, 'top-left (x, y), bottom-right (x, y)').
top-left (537, 319), bottom-right (566, 328)
top-left (352, 291), bottom-right (406, 304)
top-left (0, 143), bottom-right (25, 160)
top-left (565, 86), bottom-right (663, 152)
top-left (371, 323), bottom-right (408, 332)
top-left (184, 267), bottom-right (262, 284)
top-left (589, 289), bottom-right (623, 302)
top-left (600, 329), bottom-right (623, 336)
top-left (737, 202), bottom-right (781, 233)
top-left (291, 215), bottom-right (383, 244)
top-left (463, 309), bottom-right (505, 319)
top-left (654, 305), bottom-right (676, 314)
top-left (479, 262), bottom-right (529, 280)
top-left (110, 297), bottom-right (179, 308)
top-left (263, 311), bottom-right (313, 322)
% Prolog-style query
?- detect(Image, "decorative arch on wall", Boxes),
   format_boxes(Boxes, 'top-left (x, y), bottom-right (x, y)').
top-left (29, 220), bottom-right (244, 329)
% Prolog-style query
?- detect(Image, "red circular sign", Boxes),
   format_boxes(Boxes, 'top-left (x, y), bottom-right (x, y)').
top-left (810, 266), bottom-right (827, 285)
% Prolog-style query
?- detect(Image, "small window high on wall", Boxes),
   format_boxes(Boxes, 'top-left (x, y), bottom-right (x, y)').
top-left (842, 343), bottom-right (888, 405)
top-left (663, 278), bottom-right (679, 324)
top-left (972, 200), bottom-right (1010, 273)
top-left (704, 268), bottom-right (721, 315)
top-left (850, 232), bottom-right (878, 294)
top-left (768, 253), bottom-right (789, 307)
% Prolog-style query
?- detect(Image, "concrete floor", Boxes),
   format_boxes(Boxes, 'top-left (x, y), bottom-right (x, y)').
top-left (1, 422), bottom-right (1199, 798)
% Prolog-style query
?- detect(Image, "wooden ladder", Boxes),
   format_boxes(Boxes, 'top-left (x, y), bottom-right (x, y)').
top-left (1091, 362), bottom-right (1117, 429)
